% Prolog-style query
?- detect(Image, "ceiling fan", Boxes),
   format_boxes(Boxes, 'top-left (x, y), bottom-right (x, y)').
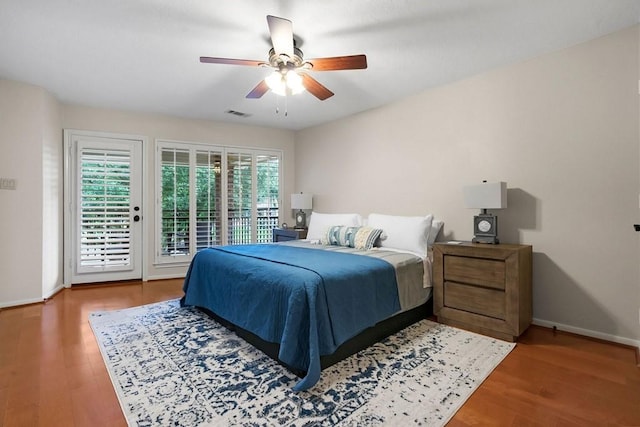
top-left (200, 15), bottom-right (367, 101)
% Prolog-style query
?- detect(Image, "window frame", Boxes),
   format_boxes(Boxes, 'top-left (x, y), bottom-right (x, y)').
top-left (154, 139), bottom-right (283, 265)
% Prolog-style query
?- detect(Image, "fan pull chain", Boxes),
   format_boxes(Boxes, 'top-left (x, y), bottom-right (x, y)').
top-left (274, 95), bottom-right (288, 117)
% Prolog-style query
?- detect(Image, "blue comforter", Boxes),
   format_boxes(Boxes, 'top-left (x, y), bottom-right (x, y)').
top-left (181, 244), bottom-right (400, 391)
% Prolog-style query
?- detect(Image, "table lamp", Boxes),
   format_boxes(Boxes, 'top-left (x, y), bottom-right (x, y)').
top-left (463, 181), bottom-right (507, 244)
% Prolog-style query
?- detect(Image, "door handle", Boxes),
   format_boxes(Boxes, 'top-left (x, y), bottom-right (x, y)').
top-left (634, 224), bottom-right (640, 232)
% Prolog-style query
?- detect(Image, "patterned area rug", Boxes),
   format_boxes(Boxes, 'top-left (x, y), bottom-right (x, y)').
top-left (89, 299), bottom-right (514, 426)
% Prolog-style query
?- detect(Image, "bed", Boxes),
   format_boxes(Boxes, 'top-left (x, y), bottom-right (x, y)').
top-left (181, 212), bottom-right (442, 391)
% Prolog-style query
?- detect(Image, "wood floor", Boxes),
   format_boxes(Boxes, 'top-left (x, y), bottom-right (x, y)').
top-left (0, 279), bottom-right (638, 426)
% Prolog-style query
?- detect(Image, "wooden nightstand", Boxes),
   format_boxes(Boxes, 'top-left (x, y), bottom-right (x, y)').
top-left (272, 228), bottom-right (308, 242)
top-left (433, 242), bottom-right (532, 342)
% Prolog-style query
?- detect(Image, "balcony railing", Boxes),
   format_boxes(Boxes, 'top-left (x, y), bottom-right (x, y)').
top-left (162, 207), bottom-right (279, 255)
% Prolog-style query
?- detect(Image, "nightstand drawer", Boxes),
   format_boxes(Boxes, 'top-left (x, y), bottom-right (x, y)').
top-left (444, 281), bottom-right (506, 320)
top-left (273, 228), bottom-right (307, 242)
top-left (443, 255), bottom-right (505, 290)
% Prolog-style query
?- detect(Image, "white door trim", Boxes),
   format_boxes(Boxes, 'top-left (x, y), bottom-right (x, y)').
top-left (63, 129), bottom-right (149, 285)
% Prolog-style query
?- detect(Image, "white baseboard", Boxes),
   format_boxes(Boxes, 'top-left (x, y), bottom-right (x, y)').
top-left (43, 284), bottom-right (67, 300)
top-left (0, 284), bottom-right (69, 309)
top-left (145, 273), bottom-right (186, 281)
top-left (532, 317), bottom-right (640, 350)
top-left (0, 297), bottom-right (44, 309)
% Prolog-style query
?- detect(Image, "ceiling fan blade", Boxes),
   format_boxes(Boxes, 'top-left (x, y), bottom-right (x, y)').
top-left (300, 74), bottom-right (334, 100)
top-left (307, 54), bottom-right (368, 71)
top-left (246, 80), bottom-right (270, 99)
top-left (200, 57), bottom-right (265, 67)
top-left (266, 15), bottom-right (294, 58)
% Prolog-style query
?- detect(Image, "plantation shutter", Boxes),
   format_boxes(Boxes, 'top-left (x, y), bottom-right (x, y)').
top-left (154, 140), bottom-right (282, 263)
top-left (78, 148), bottom-right (132, 271)
top-left (195, 149), bottom-right (223, 250)
top-left (227, 152), bottom-right (253, 244)
top-left (256, 154), bottom-right (280, 243)
top-left (160, 148), bottom-right (190, 258)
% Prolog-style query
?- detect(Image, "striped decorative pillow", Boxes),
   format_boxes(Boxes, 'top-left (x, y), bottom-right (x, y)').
top-left (321, 226), bottom-right (383, 250)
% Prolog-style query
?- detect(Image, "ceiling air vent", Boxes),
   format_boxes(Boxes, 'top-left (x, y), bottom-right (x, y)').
top-left (225, 109), bottom-right (252, 118)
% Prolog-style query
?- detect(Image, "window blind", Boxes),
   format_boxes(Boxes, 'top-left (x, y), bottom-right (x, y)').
top-left (160, 148), bottom-right (190, 257)
top-left (226, 152), bottom-right (253, 245)
top-left (155, 140), bottom-right (282, 264)
top-left (79, 149), bottom-right (131, 269)
top-left (195, 149), bottom-right (223, 250)
top-left (256, 154), bottom-right (280, 243)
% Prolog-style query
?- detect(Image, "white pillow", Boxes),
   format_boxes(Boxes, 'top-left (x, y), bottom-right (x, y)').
top-left (368, 213), bottom-right (434, 257)
top-left (428, 220), bottom-right (444, 245)
top-left (306, 212), bottom-right (363, 241)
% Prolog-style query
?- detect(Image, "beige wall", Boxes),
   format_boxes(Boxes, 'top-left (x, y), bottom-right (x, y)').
top-left (62, 105), bottom-right (296, 280)
top-left (295, 26), bottom-right (640, 345)
top-left (0, 79), bottom-right (62, 306)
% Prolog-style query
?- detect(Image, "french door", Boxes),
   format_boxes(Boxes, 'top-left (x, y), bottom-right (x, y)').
top-left (64, 130), bottom-right (144, 284)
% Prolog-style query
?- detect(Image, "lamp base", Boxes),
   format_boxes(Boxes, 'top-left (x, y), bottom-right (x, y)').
top-left (472, 213), bottom-right (499, 244)
top-left (295, 210), bottom-right (307, 229)
top-left (472, 236), bottom-right (500, 244)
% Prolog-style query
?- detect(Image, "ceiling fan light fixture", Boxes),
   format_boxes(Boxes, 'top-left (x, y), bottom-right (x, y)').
top-left (285, 70), bottom-right (305, 94)
top-left (200, 15), bottom-right (365, 101)
top-left (265, 70), bottom-right (305, 96)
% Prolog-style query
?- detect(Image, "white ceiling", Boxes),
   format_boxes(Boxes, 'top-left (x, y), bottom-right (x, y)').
top-left (1, 0), bottom-right (639, 131)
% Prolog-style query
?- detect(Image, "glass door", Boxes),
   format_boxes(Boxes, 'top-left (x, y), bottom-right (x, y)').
top-left (65, 131), bottom-right (143, 284)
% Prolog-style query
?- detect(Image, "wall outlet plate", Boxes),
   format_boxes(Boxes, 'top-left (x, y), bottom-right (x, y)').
top-left (0, 178), bottom-right (16, 190)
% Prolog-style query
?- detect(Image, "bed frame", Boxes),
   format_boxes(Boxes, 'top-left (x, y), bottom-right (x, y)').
top-left (200, 297), bottom-right (433, 377)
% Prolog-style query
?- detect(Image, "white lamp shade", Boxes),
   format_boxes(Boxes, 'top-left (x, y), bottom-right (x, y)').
top-left (291, 193), bottom-right (313, 210)
top-left (463, 182), bottom-right (507, 209)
